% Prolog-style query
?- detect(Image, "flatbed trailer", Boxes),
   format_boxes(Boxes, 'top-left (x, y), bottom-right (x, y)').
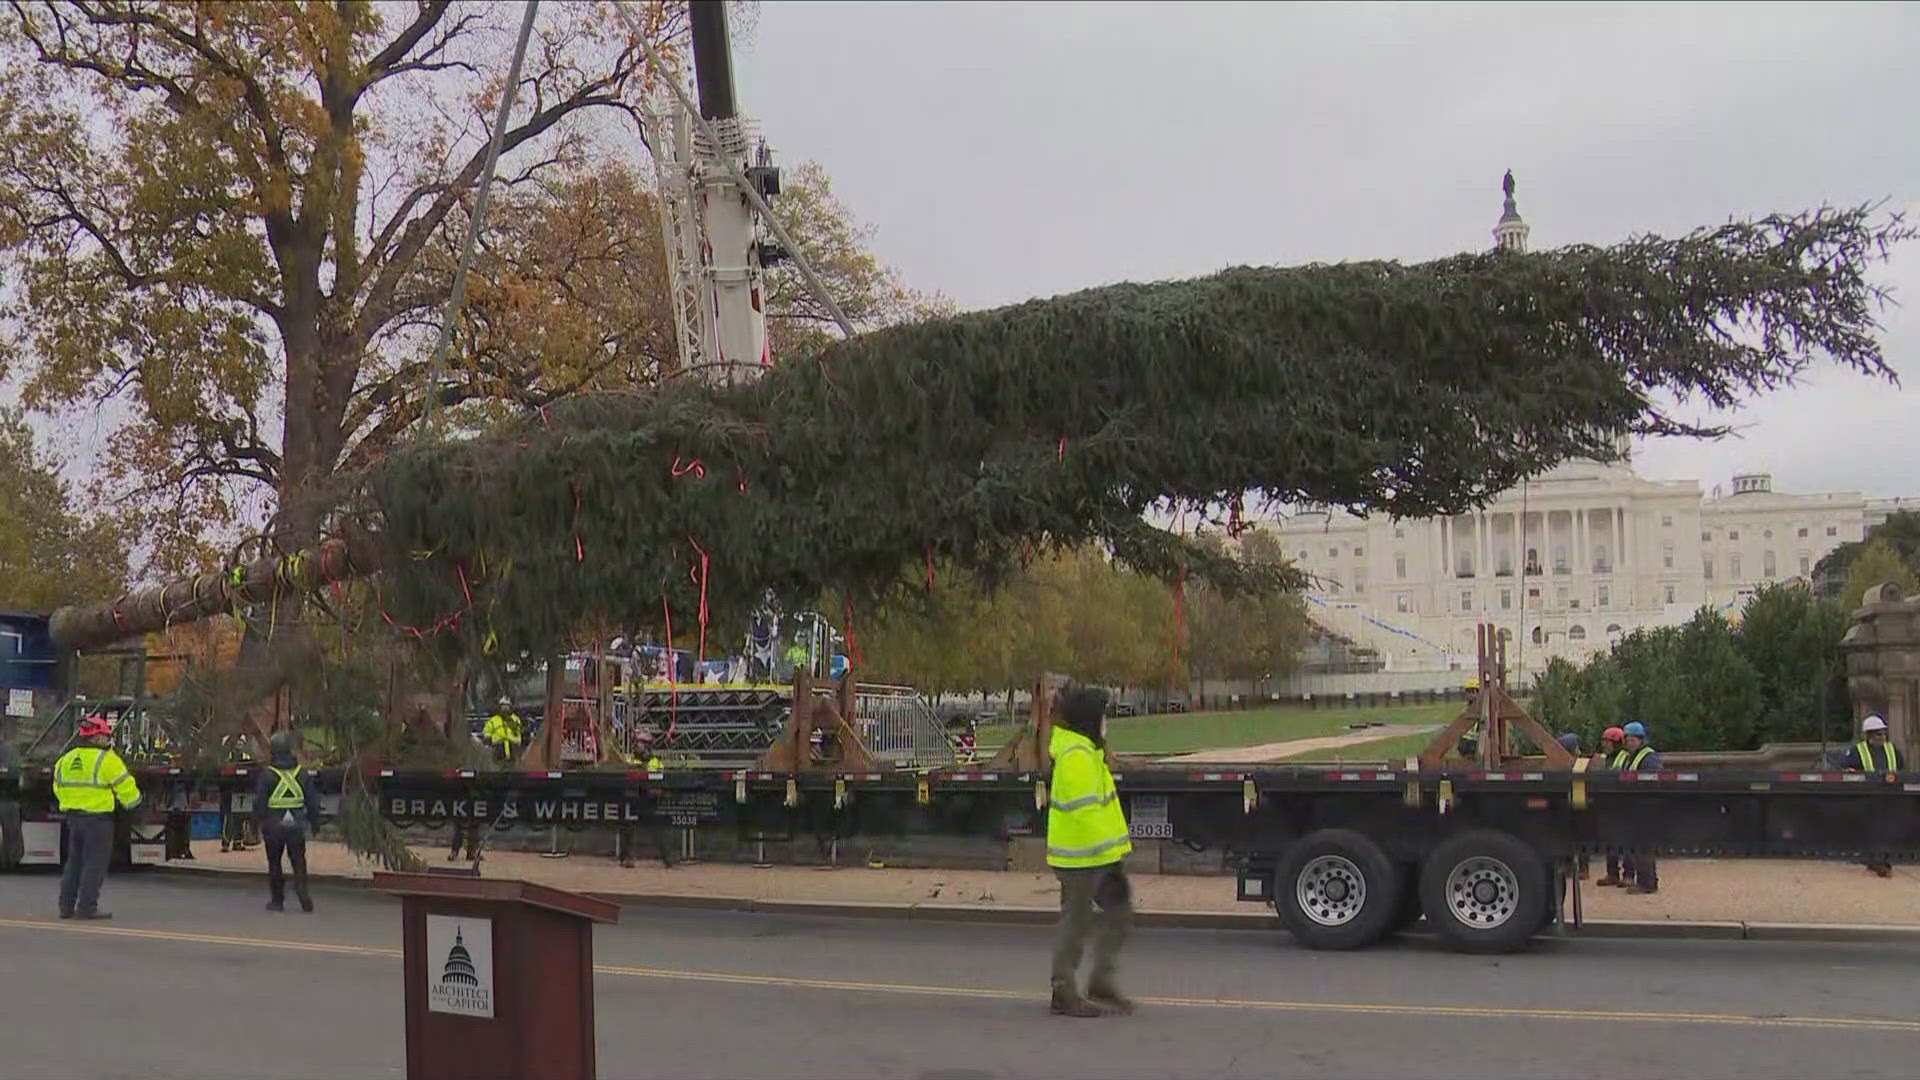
top-left (6, 760), bottom-right (1917, 954)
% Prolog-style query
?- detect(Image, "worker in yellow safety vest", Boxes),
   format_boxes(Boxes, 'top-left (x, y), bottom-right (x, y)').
top-left (54, 714), bottom-right (142, 920)
top-left (1844, 715), bottom-right (1900, 877)
top-left (1594, 725), bottom-right (1631, 886)
top-left (619, 730), bottom-right (677, 869)
top-left (483, 698), bottom-right (525, 764)
top-left (253, 731), bottom-right (321, 912)
top-left (1046, 686), bottom-right (1135, 1018)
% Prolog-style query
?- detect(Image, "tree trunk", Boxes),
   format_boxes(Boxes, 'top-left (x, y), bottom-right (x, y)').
top-left (48, 529), bottom-right (383, 652)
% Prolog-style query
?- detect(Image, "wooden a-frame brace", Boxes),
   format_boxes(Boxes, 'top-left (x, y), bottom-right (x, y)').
top-left (756, 668), bottom-right (878, 773)
top-left (1420, 623), bottom-right (1574, 770)
top-left (987, 674), bottom-right (1120, 774)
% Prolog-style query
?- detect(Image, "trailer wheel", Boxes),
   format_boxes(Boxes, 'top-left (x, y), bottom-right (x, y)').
top-left (1275, 829), bottom-right (1399, 950)
top-left (1419, 830), bottom-right (1548, 954)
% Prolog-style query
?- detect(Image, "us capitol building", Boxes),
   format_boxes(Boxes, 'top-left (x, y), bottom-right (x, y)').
top-left (1262, 176), bottom-right (1914, 687)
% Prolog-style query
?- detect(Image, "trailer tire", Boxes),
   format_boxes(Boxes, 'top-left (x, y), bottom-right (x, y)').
top-left (1275, 829), bottom-right (1399, 950)
top-left (1420, 830), bottom-right (1548, 954)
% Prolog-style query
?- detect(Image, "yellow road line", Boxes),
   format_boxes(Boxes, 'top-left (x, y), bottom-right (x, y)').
top-left (2, 917), bottom-right (1914, 1033)
top-left (0, 916), bottom-right (401, 958)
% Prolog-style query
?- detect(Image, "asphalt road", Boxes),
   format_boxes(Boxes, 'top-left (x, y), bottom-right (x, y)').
top-left (2, 869), bottom-right (1918, 1080)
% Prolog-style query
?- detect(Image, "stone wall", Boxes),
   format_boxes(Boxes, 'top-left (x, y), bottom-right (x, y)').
top-left (1843, 583), bottom-right (1920, 759)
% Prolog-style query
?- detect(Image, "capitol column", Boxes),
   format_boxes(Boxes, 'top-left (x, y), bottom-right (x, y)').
top-left (1576, 509), bottom-right (1588, 576)
top-left (1481, 512), bottom-right (1493, 579)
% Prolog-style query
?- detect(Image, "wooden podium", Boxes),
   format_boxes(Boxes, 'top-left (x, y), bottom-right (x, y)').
top-left (374, 873), bottom-right (620, 1080)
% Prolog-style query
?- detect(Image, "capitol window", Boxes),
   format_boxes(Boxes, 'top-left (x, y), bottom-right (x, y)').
top-left (1662, 542), bottom-right (1674, 569)
top-left (1661, 514), bottom-right (1673, 528)
top-left (1731, 554), bottom-right (1742, 579)
top-left (1500, 588), bottom-right (1512, 610)
top-left (1568, 625), bottom-right (1587, 641)
top-left (1799, 554), bottom-right (1810, 576)
top-left (1763, 551), bottom-right (1776, 579)
top-left (1827, 526), bottom-right (1838, 537)
top-left (1353, 545), bottom-right (1364, 557)
top-left (1329, 546), bottom-right (1339, 559)
top-left (1394, 553), bottom-right (1406, 579)
top-left (1701, 531), bottom-right (1711, 542)
top-left (1665, 585), bottom-right (1676, 604)
top-left (1763, 529), bottom-right (1773, 540)
top-left (1460, 589), bottom-right (1473, 611)
top-left (1703, 557), bottom-right (1714, 581)
top-left (1395, 594), bottom-right (1410, 614)
top-left (1597, 585), bottom-right (1610, 608)
top-left (1394, 526), bottom-right (1405, 539)
top-left (1797, 527), bottom-right (1808, 538)
top-left (1729, 530), bottom-right (1740, 541)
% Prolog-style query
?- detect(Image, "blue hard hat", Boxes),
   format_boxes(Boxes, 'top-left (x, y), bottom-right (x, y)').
top-left (1623, 721), bottom-right (1647, 737)
top-left (1557, 732), bottom-right (1579, 752)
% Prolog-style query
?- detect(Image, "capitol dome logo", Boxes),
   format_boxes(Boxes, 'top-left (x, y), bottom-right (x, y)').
top-left (440, 929), bottom-right (480, 987)
top-left (425, 915), bottom-right (494, 1018)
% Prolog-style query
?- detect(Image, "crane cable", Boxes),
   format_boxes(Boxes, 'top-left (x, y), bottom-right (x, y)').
top-left (419, 0), bottom-right (543, 441)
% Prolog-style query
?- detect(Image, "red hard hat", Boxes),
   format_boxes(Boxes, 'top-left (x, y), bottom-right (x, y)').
top-left (1602, 726), bottom-right (1625, 742)
top-left (78, 715), bottom-right (113, 739)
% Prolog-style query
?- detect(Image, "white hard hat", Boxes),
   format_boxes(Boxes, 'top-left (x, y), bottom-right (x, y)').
top-left (1862, 715), bottom-right (1889, 733)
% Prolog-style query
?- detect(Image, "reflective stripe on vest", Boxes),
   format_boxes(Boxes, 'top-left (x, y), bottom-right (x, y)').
top-left (267, 766), bottom-right (305, 809)
top-left (1608, 750), bottom-right (1629, 770)
top-left (1626, 746), bottom-right (1653, 771)
top-left (1858, 741), bottom-right (1899, 772)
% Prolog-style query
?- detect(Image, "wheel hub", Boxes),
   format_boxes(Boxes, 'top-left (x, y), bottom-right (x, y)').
top-left (1297, 854), bottom-right (1367, 927)
top-left (1445, 855), bottom-right (1520, 929)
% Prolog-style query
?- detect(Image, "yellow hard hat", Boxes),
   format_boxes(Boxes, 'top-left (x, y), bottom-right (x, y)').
top-left (1464, 677), bottom-right (1480, 690)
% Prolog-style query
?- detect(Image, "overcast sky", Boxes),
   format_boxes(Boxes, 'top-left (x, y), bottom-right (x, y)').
top-left (735, 1), bottom-right (1920, 500)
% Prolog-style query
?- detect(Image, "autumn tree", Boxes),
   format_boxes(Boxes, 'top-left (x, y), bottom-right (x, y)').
top-left (1183, 528), bottom-right (1308, 685)
top-left (764, 161), bottom-right (947, 357)
top-left (0, 408), bottom-right (130, 610)
top-left (0, 1), bottom-right (905, 574)
top-left (1840, 538), bottom-right (1919, 611)
top-left (1812, 511), bottom-right (1920, 600)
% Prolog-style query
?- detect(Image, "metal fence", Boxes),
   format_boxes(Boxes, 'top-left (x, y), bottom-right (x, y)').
top-left (851, 684), bottom-right (957, 769)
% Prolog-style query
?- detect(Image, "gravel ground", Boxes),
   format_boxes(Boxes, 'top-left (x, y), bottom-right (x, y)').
top-left (177, 840), bottom-right (1920, 925)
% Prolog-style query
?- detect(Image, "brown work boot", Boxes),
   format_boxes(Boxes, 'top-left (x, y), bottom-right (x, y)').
top-left (1626, 884), bottom-right (1658, 895)
top-left (1050, 985), bottom-right (1101, 1018)
top-left (1595, 876), bottom-right (1624, 887)
top-left (1870, 863), bottom-right (1893, 879)
top-left (1086, 981), bottom-right (1136, 1015)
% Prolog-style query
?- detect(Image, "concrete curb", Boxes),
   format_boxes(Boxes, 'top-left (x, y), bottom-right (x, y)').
top-left (145, 866), bottom-right (1920, 943)
top-left (1741, 921), bottom-right (1920, 943)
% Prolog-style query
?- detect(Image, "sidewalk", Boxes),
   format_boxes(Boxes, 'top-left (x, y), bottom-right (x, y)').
top-left (169, 840), bottom-right (1920, 929)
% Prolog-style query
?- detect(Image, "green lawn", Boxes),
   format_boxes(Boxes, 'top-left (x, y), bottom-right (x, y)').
top-left (976, 700), bottom-right (1461, 757)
